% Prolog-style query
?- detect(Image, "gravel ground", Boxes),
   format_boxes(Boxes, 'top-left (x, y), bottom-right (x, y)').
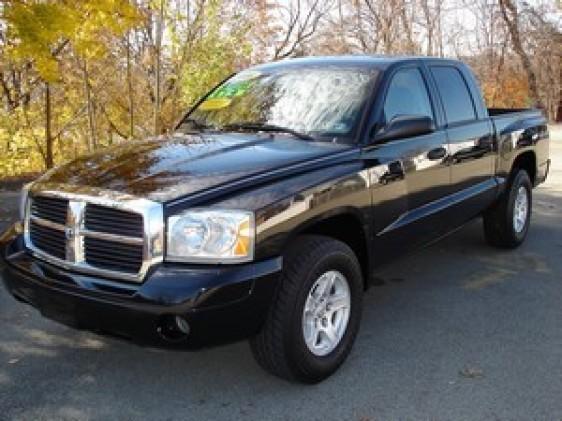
top-left (0, 127), bottom-right (561, 421)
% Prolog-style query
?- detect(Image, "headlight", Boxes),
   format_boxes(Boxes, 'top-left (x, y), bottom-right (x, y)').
top-left (166, 209), bottom-right (254, 263)
top-left (19, 182), bottom-right (32, 221)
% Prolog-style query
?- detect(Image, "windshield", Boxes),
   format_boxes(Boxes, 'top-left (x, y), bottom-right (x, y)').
top-left (181, 66), bottom-right (377, 141)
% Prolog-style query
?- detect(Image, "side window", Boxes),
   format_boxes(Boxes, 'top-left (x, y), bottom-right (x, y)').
top-left (383, 68), bottom-right (434, 124)
top-left (430, 66), bottom-right (476, 125)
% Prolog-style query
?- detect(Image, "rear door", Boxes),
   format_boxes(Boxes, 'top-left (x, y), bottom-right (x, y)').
top-left (427, 65), bottom-right (496, 217)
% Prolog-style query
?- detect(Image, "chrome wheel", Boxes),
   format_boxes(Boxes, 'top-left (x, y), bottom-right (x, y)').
top-left (513, 186), bottom-right (529, 233)
top-left (302, 270), bottom-right (351, 357)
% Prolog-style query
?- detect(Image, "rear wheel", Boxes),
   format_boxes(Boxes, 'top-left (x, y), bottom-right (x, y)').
top-left (250, 235), bottom-right (363, 383)
top-left (483, 169), bottom-right (532, 248)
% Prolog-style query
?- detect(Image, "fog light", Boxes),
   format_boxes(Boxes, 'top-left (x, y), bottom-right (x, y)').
top-left (157, 315), bottom-right (191, 342)
top-left (175, 316), bottom-right (190, 335)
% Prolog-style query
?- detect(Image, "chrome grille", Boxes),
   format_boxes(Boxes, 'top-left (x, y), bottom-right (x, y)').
top-left (84, 237), bottom-right (143, 273)
top-left (31, 196), bottom-right (68, 225)
top-left (29, 222), bottom-right (66, 260)
top-left (85, 204), bottom-right (144, 237)
top-left (24, 189), bottom-right (164, 283)
top-left (83, 204), bottom-right (144, 273)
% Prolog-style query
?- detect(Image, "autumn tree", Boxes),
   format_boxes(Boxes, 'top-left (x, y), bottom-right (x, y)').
top-left (1, 0), bottom-right (140, 169)
top-left (0, 0), bottom-right (560, 179)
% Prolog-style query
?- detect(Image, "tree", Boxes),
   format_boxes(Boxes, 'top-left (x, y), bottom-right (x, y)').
top-left (2, 0), bottom-right (141, 168)
top-left (271, 0), bottom-right (334, 59)
top-left (0, 0), bottom-right (560, 179)
top-left (498, 0), bottom-right (541, 107)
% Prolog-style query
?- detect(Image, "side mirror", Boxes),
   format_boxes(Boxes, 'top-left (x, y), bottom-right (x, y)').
top-left (373, 115), bottom-right (435, 143)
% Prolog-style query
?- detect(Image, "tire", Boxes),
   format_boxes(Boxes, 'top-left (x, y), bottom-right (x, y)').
top-left (483, 169), bottom-right (532, 248)
top-left (250, 235), bottom-right (363, 383)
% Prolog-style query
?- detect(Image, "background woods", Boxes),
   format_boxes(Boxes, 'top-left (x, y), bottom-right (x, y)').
top-left (0, 0), bottom-right (560, 178)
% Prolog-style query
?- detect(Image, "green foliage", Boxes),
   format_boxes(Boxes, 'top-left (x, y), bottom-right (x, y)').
top-left (4, 0), bottom-right (141, 82)
top-left (0, 110), bottom-right (46, 176)
top-left (4, 2), bottom-right (68, 81)
top-left (0, 0), bottom-right (255, 179)
top-left (178, 1), bottom-right (253, 108)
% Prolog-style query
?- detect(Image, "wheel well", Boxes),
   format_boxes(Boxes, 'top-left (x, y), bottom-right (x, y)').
top-left (298, 214), bottom-right (370, 286)
top-left (512, 151), bottom-right (537, 185)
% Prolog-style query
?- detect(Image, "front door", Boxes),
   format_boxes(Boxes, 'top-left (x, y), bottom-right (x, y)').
top-left (364, 65), bottom-right (452, 260)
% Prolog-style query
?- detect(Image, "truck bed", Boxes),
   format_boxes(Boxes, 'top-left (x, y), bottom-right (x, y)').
top-left (488, 107), bottom-right (543, 119)
top-left (488, 107), bottom-right (549, 187)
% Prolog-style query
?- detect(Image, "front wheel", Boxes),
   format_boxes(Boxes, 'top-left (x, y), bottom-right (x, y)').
top-left (250, 235), bottom-right (363, 383)
top-left (483, 169), bottom-right (532, 248)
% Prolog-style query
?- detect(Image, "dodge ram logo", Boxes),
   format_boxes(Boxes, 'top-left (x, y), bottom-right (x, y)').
top-left (65, 226), bottom-right (75, 240)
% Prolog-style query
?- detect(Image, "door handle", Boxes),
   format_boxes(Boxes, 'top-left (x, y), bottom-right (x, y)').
top-left (379, 161), bottom-right (404, 184)
top-left (427, 147), bottom-right (447, 160)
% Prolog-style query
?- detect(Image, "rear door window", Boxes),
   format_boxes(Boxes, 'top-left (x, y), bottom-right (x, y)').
top-left (430, 66), bottom-right (477, 125)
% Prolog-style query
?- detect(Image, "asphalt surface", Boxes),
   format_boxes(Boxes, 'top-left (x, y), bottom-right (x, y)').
top-left (1, 127), bottom-right (561, 421)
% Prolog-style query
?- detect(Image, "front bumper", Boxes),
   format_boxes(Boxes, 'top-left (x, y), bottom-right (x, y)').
top-left (0, 223), bottom-right (281, 348)
top-left (539, 158), bottom-right (551, 184)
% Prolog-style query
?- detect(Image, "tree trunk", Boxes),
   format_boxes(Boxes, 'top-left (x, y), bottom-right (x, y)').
top-left (153, 0), bottom-right (164, 135)
top-left (399, 2), bottom-right (416, 54)
top-left (499, 0), bottom-right (542, 107)
top-left (126, 33), bottom-right (134, 138)
top-left (436, 1), bottom-right (444, 57)
top-left (83, 61), bottom-right (97, 151)
top-left (44, 82), bottom-right (54, 169)
top-left (421, 0), bottom-right (433, 56)
top-left (554, 51), bottom-right (562, 122)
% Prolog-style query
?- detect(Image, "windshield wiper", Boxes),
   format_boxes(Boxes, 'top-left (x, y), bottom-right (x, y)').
top-left (222, 122), bottom-right (314, 141)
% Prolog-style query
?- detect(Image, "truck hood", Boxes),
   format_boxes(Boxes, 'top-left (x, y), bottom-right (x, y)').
top-left (36, 132), bottom-right (354, 203)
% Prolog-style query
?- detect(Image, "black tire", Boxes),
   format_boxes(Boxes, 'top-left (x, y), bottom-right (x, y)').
top-left (250, 235), bottom-right (363, 383)
top-left (483, 169), bottom-right (532, 248)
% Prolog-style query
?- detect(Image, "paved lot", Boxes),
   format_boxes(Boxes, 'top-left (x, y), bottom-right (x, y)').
top-left (1, 127), bottom-right (561, 420)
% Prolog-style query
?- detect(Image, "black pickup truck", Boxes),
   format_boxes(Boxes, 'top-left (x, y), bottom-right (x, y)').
top-left (0, 56), bottom-right (550, 383)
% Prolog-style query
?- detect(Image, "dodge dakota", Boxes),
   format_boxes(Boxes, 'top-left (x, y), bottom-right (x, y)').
top-left (0, 56), bottom-right (550, 383)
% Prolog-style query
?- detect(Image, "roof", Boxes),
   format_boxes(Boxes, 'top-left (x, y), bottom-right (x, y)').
top-left (252, 55), bottom-right (460, 72)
